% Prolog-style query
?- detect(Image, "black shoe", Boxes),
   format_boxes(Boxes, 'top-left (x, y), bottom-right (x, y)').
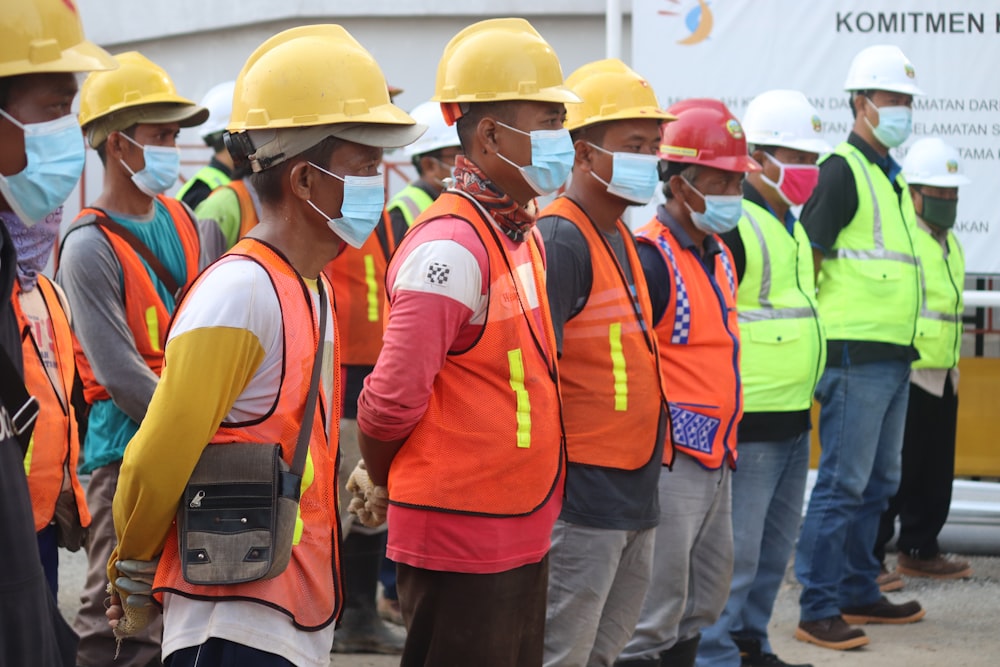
top-left (734, 637), bottom-right (814, 667)
top-left (795, 616), bottom-right (869, 651)
top-left (840, 595), bottom-right (925, 625)
top-left (659, 634), bottom-right (700, 667)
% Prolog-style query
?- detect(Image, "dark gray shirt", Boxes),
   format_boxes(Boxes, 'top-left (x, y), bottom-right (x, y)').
top-left (537, 206), bottom-right (665, 531)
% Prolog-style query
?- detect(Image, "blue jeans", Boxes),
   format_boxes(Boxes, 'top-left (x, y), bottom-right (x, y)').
top-left (697, 432), bottom-right (811, 667)
top-left (795, 360), bottom-right (910, 621)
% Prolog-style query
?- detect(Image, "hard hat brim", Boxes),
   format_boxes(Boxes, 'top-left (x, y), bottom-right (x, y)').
top-left (0, 39), bottom-right (117, 79)
top-left (844, 82), bottom-right (924, 96)
top-left (906, 174), bottom-right (970, 187)
top-left (663, 154), bottom-right (762, 173)
top-left (565, 106), bottom-right (677, 132)
top-left (83, 103), bottom-right (209, 148)
top-left (433, 85), bottom-right (581, 106)
top-left (746, 134), bottom-right (832, 155)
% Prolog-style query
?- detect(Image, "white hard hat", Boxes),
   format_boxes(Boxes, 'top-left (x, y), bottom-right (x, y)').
top-left (844, 45), bottom-right (923, 95)
top-left (198, 80), bottom-right (236, 140)
top-left (742, 90), bottom-right (831, 155)
top-left (902, 137), bottom-right (970, 187)
top-left (402, 101), bottom-right (461, 159)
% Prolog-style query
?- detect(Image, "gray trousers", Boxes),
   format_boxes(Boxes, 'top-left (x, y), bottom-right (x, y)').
top-left (544, 520), bottom-right (655, 667)
top-left (74, 461), bottom-right (162, 667)
top-left (618, 456), bottom-right (734, 662)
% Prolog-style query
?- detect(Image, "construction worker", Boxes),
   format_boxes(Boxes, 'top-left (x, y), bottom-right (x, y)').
top-left (386, 99), bottom-right (462, 241)
top-left (354, 17), bottom-right (577, 667)
top-left (875, 138), bottom-right (971, 582)
top-left (0, 1), bottom-right (115, 663)
top-left (56, 50), bottom-right (209, 667)
top-left (176, 80), bottom-right (237, 210)
top-left (696, 90), bottom-right (829, 667)
top-left (535, 58), bottom-right (673, 667)
top-left (12, 195), bottom-right (92, 600)
top-left (794, 44), bottom-right (926, 651)
top-left (617, 99), bottom-right (758, 667)
top-left (105, 24), bottom-right (422, 667)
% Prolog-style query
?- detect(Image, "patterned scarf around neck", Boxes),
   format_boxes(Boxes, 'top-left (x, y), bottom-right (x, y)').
top-left (452, 156), bottom-right (537, 242)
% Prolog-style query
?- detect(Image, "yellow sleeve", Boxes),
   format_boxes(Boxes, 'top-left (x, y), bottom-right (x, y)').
top-left (108, 325), bottom-right (265, 586)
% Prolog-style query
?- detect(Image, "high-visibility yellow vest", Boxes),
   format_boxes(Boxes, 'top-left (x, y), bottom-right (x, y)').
top-left (176, 164), bottom-right (230, 202)
top-left (736, 200), bottom-right (826, 412)
top-left (816, 142), bottom-right (921, 346)
top-left (912, 225), bottom-right (964, 370)
top-left (386, 183), bottom-right (435, 228)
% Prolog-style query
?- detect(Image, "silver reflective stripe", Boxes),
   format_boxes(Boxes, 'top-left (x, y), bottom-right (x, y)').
top-left (834, 248), bottom-right (917, 264)
top-left (738, 307), bottom-right (816, 323)
top-left (742, 206), bottom-right (773, 309)
top-left (398, 195), bottom-right (423, 225)
top-left (846, 151), bottom-right (883, 248)
top-left (920, 309), bottom-right (960, 323)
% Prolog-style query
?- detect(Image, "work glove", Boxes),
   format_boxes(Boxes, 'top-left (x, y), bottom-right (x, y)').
top-left (346, 460), bottom-right (389, 528)
top-left (107, 557), bottom-right (160, 639)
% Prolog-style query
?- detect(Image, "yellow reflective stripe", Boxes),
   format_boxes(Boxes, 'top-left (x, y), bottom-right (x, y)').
top-left (364, 254), bottom-right (379, 322)
top-left (508, 349), bottom-right (531, 449)
top-left (609, 323), bottom-right (628, 411)
top-left (293, 449), bottom-right (315, 545)
top-left (22, 432), bottom-right (35, 476)
top-left (145, 306), bottom-right (160, 352)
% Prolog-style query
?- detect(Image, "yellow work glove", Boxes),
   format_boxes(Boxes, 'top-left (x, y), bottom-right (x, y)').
top-left (345, 460), bottom-right (389, 528)
top-left (107, 557), bottom-right (160, 639)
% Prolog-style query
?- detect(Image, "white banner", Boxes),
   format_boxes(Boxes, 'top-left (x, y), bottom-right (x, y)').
top-left (631, 0), bottom-right (1000, 274)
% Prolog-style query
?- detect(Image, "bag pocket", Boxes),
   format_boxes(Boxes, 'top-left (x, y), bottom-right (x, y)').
top-left (179, 443), bottom-right (301, 586)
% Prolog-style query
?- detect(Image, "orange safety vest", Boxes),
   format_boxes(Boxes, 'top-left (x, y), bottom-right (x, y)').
top-left (12, 277), bottom-right (90, 532)
top-left (539, 197), bottom-right (667, 470)
top-left (636, 218), bottom-right (742, 469)
top-left (388, 191), bottom-right (565, 516)
top-left (68, 195), bottom-right (201, 404)
top-left (324, 212), bottom-right (395, 366)
top-left (153, 238), bottom-right (343, 630)
top-left (227, 180), bottom-right (260, 240)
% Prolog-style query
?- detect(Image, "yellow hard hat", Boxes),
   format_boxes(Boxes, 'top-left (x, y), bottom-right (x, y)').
top-left (78, 51), bottom-right (208, 146)
top-left (229, 24), bottom-right (416, 134)
top-left (564, 59), bottom-right (676, 132)
top-left (0, 0), bottom-right (116, 78)
top-left (433, 18), bottom-right (579, 106)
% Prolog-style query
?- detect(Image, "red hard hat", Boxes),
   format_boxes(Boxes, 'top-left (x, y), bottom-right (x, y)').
top-left (658, 99), bottom-right (761, 173)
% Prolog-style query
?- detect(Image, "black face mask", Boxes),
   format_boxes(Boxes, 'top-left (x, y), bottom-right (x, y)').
top-left (920, 192), bottom-right (958, 230)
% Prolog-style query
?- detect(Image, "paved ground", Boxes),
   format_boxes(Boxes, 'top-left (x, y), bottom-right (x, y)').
top-left (59, 550), bottom-right (1000, 666)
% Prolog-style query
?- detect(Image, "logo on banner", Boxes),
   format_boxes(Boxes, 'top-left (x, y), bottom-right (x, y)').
top-left (659, 0), bottom-right (714, 46)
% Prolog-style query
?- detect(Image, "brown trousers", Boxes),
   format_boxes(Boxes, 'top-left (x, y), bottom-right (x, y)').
top-left (74, 461), bottom-right (163, 667)
top-left (397, 556), bottom-right (549, 667)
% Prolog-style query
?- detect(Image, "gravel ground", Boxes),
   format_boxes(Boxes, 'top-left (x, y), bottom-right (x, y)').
top-left (59, 550), bottom-right (1000, 666)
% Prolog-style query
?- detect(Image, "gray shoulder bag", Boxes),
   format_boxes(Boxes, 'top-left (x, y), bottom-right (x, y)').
top-left (178, 281), bottom-right (328, 585)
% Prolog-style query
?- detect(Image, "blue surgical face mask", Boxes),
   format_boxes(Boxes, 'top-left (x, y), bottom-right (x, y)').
top-left (496, 121), bottom-right (575, 195)
top-left (865, 97), bottom-right (912, 149)
top-left (587, 143), bottom-right (660, 204)
top-left (682, 178), bottom-right (743, 234)
top-left (0, 109), bottom-right (86, 227)
top-left (307, 162), bottom-right (385, 248)
top-left (119, 132), bottom-right (181, 197)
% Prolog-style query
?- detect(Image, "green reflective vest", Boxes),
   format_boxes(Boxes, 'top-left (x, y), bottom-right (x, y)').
top-left (736, 199), bottom-right (826, 412)
top-left (816, 142), bottom-right (921, 346)
top-left (387, 183), bottom-right (435, 227)
top-left (176, 164), bottom-right (231, 202)
top-left (912, 225), bottom-right (964, 369)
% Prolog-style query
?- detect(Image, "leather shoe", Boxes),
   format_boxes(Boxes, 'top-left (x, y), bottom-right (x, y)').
top-left (897, 553), bottom-right (972, 579)
top-left (734, 637), bottom-right (813, 666)
top-left (876, 565), bottom-right (904, 592)
top-left (794, 616), bottom-right (868, 650)
top-left (840, 595), bottom-right (925, 625)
